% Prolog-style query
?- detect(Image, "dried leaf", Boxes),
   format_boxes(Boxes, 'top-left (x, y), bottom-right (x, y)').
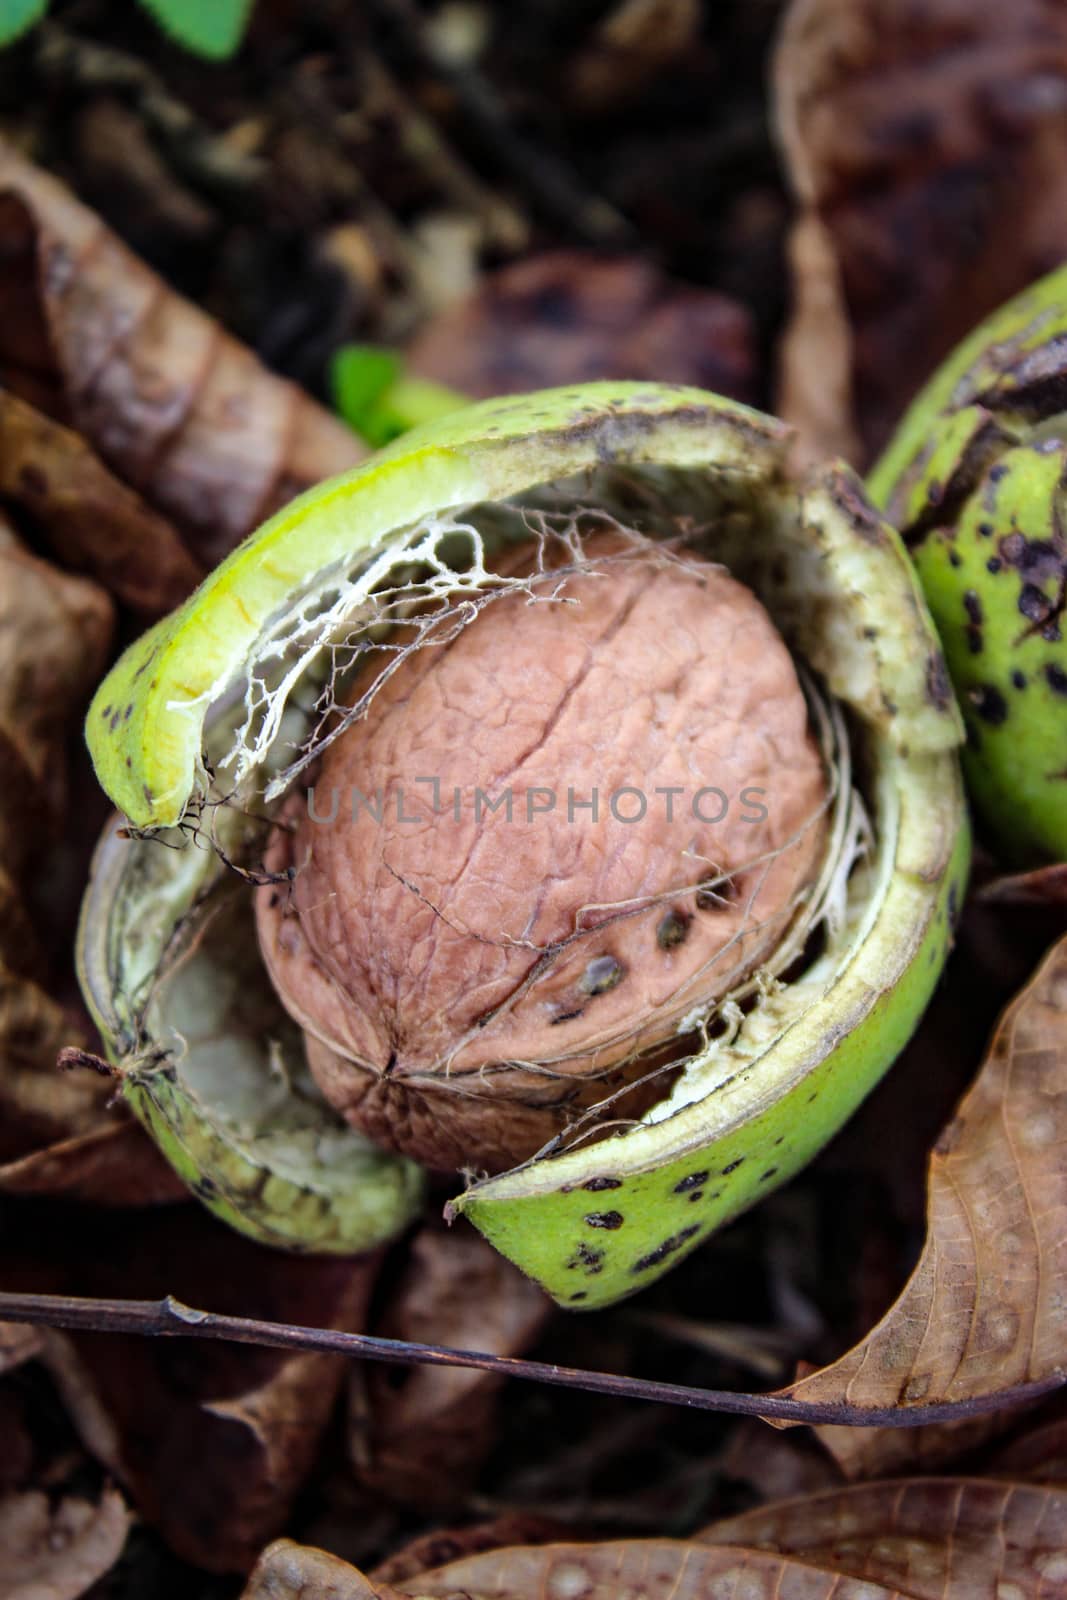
top-left (811, 1408), bottom-right (1014, 1484)
top-left (351, 1225), bottom-right (550, 1507)
top-left (228, 1479), bottom-right (1067, 1599)
top-left (978, 865), bottom-right (1067, 908)
top-left (0, 388), bottom-right (203, 617)
top-left (0, 521), bottom-right (112, 845)
top-left (407, 251), bottom-right (756, 406)
top-left (242, 1541), bottom-right (402, 1600)
top-left (2, 1206), bottom-right (382, 1573)
top-left (775, 933), bottom-right (1067, 1474)
top-left (0, 1322), bottom-right (41, 1375)
top-left (774, 212), bottom-right (858, 466)
top-left (370, 1515), bottom-right (571, 1587)
top-left (0, 1487), bottom-right (129, 1600)
top-left (716, 1417), bottom-right (842, 1506)
top-left (0, 523), bottom-right (114, 1159)
top-left (987, 1398), bottom-right (1067, 1484)
top-left (383, 1541), bottom-right (933, 1599)
top-left (699, 1476), bottom-right (1067, 1596)
top-left (0, 139), bottom-right (365, 567)
top-left (0, 1118), bottom-right (186, 1205)
top-left (0, 966), bottom-right (107, 1162)
top-left (1007, 1424), bottom-right (1067, 1487)
top-left (36, 1331), bottom-right (125, 1481)
top-left (774, 0), bottom-right (1067, 464)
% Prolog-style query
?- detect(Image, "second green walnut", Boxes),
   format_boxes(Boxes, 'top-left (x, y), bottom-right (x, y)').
top-left (79, 382), bottom-right (968, 1307)
top-left (871, 262), bottom-right (1067, 866)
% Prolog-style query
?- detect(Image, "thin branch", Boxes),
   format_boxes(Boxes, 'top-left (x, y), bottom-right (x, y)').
top-left (0, 1290), bottom-right (1061, 1429)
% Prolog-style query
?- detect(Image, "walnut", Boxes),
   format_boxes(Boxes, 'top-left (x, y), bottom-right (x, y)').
top-left (256, 529), bottom-right (830, 1173)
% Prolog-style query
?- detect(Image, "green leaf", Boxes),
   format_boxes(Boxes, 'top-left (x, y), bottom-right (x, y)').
top-left (330, 345), bottom-right (403, 445)
top-left (137, 0), bottom-right (255, 60)
top-left (0, 0), bottom-right (48, 47)
top-left (331, 343), bottom-right (469, 447)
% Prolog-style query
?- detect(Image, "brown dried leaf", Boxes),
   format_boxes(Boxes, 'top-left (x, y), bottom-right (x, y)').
top-left (250, 1541), bottom-right (890, 1600)
top-left (0, 521), bottom-right (112, 849)
top-left (811, 1408), bottom-right (1014, 1484)
top-left (978, 864), bottom-right (1067, 908)
top-left (775, 933), bottom-right (1067, 1473)
top-left (699, 1476), bottom-right (1067, 1596)
top-left (987, 1400), bottom-right (1067, 1484)
top-left (774, 0), bottom-right (1067, 464)
top-left (370, 1515), bottom-right (572, 1587)
top-left (36, 1331), bottom-right (125, 1481)
top-left (242, 1541), bottom-right (402, 1600)
top-left (0, 388), bottom-right (203, 617)
top-left (0, 1117), bottom-right (186, 1205)
top-left (2, 1206), bottom-right (381, 1573)
top-left (0, 1487), bottom-right (129, 1600)
top-left (0, 523), bottom-right (114, 1159)
top-left (407, 250), bottom-right (756, 405)
top-left (991, 1401), bottom-right (1067, 1484)
top-left (386, 1542), bottom-right (936, 1599)
top-left (0, 1322), bottom-right (42, 1376)
top-left (0, 139), bottom-right (365, 567)
top-left (0, 966), bottom-right (107, 1162)
top-left (350, 1225), bottom-right (550, 1507)
top-left (716, 1417), bottom-right (842, 1506)
top-left (244, 1478), bottom-right (1067, 1600)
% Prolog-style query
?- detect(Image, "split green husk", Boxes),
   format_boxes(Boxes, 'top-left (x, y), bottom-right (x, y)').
top-left (78, 382), bottom-right (968, 1307)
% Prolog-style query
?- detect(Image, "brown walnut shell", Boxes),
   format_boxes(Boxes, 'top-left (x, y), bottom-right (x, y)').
top-left (256, 530), bottom-right (830, 1172)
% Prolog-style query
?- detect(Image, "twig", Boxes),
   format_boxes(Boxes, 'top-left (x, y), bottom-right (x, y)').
top-left (0, 1290), bottom-right (1061, 1429)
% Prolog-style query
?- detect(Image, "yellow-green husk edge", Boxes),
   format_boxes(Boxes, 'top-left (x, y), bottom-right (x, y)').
top-left (81, 382), bottom-right (969, 1306)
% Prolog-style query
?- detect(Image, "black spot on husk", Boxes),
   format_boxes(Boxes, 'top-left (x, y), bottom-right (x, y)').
top-left (969, 684), bottom-right (1009, 725)
top-left (674, 1170), bottom-right (709, 1193)
top-left (631, 1225), bottom-right (701, 1274)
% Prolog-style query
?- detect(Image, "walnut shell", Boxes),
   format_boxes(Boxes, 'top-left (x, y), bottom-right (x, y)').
top-left (256, 530), bottom-right (830, 1172)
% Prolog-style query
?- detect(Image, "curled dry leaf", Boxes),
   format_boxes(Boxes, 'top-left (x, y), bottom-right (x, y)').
top-left (0, 969), bottom-right (107, 1164)
top-left (406, 250), bottom-right (756, 405)
top-left (699, 1476), bottom-right (1067, 1597)
top-left (0, 1119), bottom-right (185, 1206)
top-left (0, 139), bottom-right (364, 568)
top-left (716, 1416), bottom-right (841, 1506)
top-left (0, 1322), bottom-right (42, 1376)
top-left (350, 1226), bottom-right (551, 1507)
top-left (773, 932), bottom-right (1067, 1476)
top-left (242, 1540), bottom-right (401, 1600)
top-left (370, 1515), bottom-right (572, 1587)
top-left (774, 0), bottom-right (1067, 464)
top-left (987, 1394), bottom-right (1067, 1483)
top-left (0, 521), bottom-right (112, 850)
top-left (249, 1529), bottom-right (1067, 1600)
top-left (978, 865), bottom-right (1067, 908)
top-left (0, 388), bottom-right (203, 618)
top-left (0, 521), bottom-right (115, 1161)
top-left (0, 1487), bottom-right (130, 1600)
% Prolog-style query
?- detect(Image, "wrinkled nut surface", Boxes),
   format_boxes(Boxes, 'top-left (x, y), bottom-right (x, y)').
top-left (256, 531), bottom-right (830, 1172)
